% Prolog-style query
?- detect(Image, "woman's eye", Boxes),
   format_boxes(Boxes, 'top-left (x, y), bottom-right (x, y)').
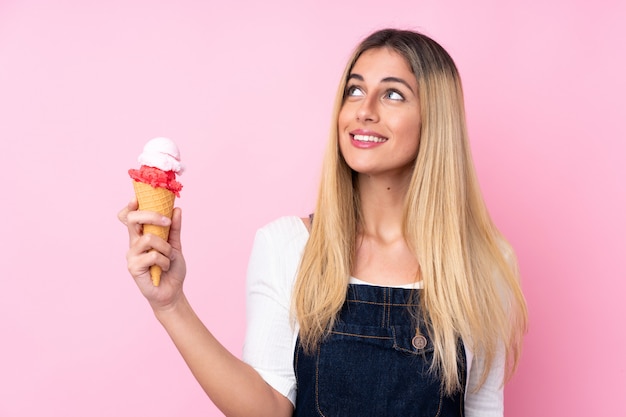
top-left (346, 85), bottom-right (364, 97)
top-left (385, 90), bottom-right (404, 101)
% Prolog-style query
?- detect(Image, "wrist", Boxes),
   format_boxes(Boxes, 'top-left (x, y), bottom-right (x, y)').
top-left (152, 293), bottom-right (191, 322)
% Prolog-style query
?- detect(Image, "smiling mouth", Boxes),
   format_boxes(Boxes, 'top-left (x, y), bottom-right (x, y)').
top-left (352, 134), bottom-right (388, 143)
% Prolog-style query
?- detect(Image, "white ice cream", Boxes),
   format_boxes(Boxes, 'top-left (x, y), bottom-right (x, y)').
top-left (137, 137), bottom-right (185, 174)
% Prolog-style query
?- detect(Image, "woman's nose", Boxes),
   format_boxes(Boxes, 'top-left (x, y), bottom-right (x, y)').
top-left (356, 96), bottom-right (379, 123)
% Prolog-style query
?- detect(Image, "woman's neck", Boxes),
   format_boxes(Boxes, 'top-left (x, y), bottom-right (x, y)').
top-left (353, 173), bottom-right (420, 286)
top-left (356, 173), bottom-right (409, 242)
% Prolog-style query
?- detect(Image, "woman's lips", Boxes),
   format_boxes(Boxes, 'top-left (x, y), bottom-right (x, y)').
top-left (350, 130), bottom-right (388, 148)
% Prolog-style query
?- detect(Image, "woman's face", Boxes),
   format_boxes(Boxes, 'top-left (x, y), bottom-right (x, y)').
top-left (338, 47), bottom-right (421, 181)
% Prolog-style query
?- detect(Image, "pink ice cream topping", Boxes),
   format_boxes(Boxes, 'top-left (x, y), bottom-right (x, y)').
top-left (129, 166), bottom-right (183, 197)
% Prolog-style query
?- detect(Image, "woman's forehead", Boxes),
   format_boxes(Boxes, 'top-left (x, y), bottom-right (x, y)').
top-left (349, 48), bottom-right (417, 88)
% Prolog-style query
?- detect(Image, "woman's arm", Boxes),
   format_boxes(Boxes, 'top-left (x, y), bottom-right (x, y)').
top-left (118, 200), bottom-right (293, 417)
top-left (154, 294), bottom-right (293, 417)
top-left (242, 217), bottom-right (310, 405)
top-left (464, 344), bottom-right (505, 417)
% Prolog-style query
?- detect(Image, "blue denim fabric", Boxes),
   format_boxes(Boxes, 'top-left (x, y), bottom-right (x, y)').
top-left (294, 284), bottom-right (466, 417)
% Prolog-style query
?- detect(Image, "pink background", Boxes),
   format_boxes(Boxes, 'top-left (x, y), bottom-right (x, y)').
top-left (1, 0), bottom-right (624, 416)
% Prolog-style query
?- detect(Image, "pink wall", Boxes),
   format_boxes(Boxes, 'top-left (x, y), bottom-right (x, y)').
top-left (1, 1), bottom-right (624, 415)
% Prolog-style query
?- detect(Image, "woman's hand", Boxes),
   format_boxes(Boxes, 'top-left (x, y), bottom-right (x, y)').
top-left (118, 198), bottom-right (187, 312)
top-left (118, 199), bottom-right (293, 417)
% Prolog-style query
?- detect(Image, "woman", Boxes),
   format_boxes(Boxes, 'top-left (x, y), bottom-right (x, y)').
top-left (120, 29), bottom-right (527, 416)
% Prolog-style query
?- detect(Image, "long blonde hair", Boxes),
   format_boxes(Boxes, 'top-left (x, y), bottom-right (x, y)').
top-left (293, 29), bottom-right (527, 395)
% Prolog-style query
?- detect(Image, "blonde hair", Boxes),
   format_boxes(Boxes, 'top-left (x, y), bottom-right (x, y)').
top-left (293, 29), bottom-right (527, 395)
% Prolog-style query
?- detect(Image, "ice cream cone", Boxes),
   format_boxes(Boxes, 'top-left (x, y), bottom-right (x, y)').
top-left (133, 180), bottom-right (176, 286)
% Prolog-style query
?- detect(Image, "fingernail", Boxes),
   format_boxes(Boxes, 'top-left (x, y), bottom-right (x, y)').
top-left (162, 216), bottom-right (171, 225)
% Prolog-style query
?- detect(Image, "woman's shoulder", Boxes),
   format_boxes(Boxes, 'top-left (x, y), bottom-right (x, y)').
top-left (255, 215), bottom-right (310, 250)
top-left (258, 215), bottom-right (309, 234)
top-left (248, 216), bottom-right (310, 290)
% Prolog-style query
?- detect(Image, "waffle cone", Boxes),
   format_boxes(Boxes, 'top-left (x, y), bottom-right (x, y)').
top-left (133, 180), bottom-right (176, 286)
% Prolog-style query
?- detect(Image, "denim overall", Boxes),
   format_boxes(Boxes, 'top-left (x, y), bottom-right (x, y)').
top-left (293, 284), bottom-right (466, 417)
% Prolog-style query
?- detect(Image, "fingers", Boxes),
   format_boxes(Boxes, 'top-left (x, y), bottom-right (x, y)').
top-left (127, 249), bottom-right (172, 278)
top-left (117, 197), bottom-right (138, 225)
top-left (128, 231), bottom-right (173, 257)
top-left (126, 233), bottom-right (174, 278)
top-left (126, 210), bottom-right (172, 243)
top-left (120, 198), bottom-right (185, 289)
top-left (168, 207), bottom-right (183, 251)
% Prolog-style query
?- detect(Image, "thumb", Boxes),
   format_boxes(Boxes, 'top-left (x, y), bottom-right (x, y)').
top-left (168, 207), bottom-right (183, 250)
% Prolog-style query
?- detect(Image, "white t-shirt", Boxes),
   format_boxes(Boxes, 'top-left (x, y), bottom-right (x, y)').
top-left (242, 216), bottom-right (505, 416)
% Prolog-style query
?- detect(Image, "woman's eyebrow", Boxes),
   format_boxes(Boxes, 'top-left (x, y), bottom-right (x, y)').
top-left (347, 73), bottom-right (415, 94)
top-left (347, 73), bottom-right (364, 82)
top-left (381, 77), bottom-right (415, 94)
